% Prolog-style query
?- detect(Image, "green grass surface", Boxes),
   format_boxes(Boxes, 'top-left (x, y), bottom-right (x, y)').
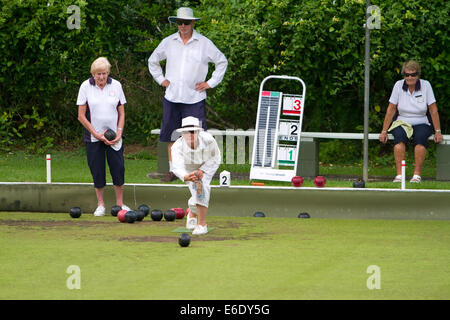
top-left (0, 150), bottom-right (157, 184)
top-left (1, 150), bottom-right (450, 189)
top-left (0, 212), bottom-right (449, 300)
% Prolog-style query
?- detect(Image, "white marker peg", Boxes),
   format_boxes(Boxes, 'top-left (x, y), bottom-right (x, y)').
top-left (220, 170), bottom-right (230, 187)
top-left (46, 154), bottom-right (51, 184)
top-left (401, 160), bottom-right (406, 190)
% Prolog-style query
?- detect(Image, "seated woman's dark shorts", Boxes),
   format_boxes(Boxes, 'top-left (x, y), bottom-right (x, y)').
top-left (391, 123), bottom-right (433, 148)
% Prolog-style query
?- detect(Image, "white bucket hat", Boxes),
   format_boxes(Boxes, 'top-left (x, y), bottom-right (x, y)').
top-left (177, 116), bottom-right (204, 133)
top-left (168, 7), bottom-right (201, 23)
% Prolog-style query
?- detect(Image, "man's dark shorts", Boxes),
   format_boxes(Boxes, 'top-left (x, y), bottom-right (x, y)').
top-left (391, 123), bottom-right (433, 148)
top-left (86, 141), bottom-right (125, 188)
top-left (160, 97), bottom-right (207, 142)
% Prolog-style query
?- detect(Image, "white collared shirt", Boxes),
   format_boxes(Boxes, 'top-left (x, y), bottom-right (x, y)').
top-left (148, 30), bottom-right (228, 104)
top-left (76, 77), bottom-right (126, 142)
top-left (389, 79), bottom-right (436, 126)
top-left (171, 131), bottom-right (221, 181)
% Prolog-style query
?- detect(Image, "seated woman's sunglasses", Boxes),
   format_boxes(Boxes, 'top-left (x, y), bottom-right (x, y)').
top-left (403, 72), bottom-right (419, 77)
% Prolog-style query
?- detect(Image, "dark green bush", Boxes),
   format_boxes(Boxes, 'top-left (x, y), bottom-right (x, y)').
top-left (194, 0), bottom-right (449, 132)
top-left (0, 0), bottom-right (447, 160)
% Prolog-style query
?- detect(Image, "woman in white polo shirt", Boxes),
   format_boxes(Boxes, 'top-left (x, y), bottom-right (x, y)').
top-left (379, 60), bottom-right (443, 183)
top-left (77, 57), bottom-right (131, 216)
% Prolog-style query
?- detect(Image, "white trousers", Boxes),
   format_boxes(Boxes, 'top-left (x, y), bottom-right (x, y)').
top-left (187, 174), bottom-right (213, 213)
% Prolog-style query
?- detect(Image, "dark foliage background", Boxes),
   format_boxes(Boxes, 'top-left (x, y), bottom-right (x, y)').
top-left (0, 0), bottom-right (448, 159)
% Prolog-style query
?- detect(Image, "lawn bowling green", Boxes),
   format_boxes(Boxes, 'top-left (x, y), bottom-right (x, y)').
top-left (1, 182), bottom-right (449, 220)
top-left (1, 182), bottom-right (449, 300)
top-left (1, 211), bottom-right (449, 300)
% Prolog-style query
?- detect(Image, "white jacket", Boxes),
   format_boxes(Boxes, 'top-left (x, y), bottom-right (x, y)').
top-left (171, 131), bottom-right (221, 181)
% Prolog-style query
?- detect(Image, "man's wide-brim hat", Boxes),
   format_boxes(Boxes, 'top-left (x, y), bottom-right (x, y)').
top-left (177, 116), bottom-right (204, 133)
top-left (168, 7), bottom-right (201, 23)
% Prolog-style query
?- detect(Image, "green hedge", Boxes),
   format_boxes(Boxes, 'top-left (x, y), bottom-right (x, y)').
top-left (195, 0), bottom-right (449, 132)
top-left (0, 0), bottom-right (448, 154)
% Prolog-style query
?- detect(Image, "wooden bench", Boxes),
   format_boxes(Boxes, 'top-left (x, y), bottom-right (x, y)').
top-left (150, 129), bottom-right (450, 180)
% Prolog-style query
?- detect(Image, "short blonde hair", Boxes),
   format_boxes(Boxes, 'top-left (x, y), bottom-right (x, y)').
top-left (402, 60), bottom-right (421, 76)
top-left (90, 57), bottom-right (111, 74)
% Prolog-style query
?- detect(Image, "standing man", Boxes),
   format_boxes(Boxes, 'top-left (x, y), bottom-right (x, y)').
top-left (148, 7), bottom-right (228, 182)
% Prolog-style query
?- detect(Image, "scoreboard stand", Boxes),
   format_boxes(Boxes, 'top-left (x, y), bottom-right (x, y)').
top-left (250, 75), bottom-right (306, 182)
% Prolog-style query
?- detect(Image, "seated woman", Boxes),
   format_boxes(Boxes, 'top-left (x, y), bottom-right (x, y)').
top-left (379, 60), bottom-right (443, 183)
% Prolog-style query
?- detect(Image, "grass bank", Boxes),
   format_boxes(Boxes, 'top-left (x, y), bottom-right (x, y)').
top-left (0, 148), bottom-right (449, 189)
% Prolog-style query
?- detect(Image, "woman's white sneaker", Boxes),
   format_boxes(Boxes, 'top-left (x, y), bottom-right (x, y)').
top-left (186, 216), bottom-right (198, 230)
top-left (93, 205), bottom-right (106, 216)
top-left (192, 224), bottom-right (208, 235)
top-left (185, 208), bottom-right (197, 229)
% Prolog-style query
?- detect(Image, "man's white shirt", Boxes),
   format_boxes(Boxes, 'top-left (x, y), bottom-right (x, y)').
top-left (148, 30), bottom-right (228, 104)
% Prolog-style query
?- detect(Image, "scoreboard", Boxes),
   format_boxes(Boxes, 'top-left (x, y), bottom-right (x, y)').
top-left (250, 76), bottom-right (306, 182)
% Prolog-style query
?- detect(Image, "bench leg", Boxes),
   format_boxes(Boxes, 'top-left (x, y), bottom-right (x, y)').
top-left (157, 141), bottom-right (169, 174)
top-left (296, 139), bottom-right (319, 178)
top-left (436, 143), bottom-right (450, 181)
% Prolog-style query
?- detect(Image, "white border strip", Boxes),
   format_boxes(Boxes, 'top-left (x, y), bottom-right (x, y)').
top-left (1, 182), bottom-right (449, 193)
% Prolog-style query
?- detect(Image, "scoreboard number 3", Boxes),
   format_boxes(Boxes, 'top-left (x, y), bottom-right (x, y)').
top-left (293, 99), bottom-right (301, 111)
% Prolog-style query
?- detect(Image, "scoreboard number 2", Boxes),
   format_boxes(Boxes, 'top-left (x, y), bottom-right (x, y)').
top-left (290, 124), bottom-right (298, 135)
